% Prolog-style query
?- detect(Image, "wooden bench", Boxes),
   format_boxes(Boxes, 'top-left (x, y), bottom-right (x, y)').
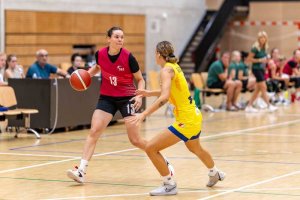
top-left (191, 72), bottom-right (226, 111)
top-left (190, 73), bottom-right (226, 108)
top-left (0, 86), bottom-right (40, 139)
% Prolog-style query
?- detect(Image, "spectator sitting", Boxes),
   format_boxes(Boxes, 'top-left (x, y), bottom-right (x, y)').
top-left (26, 49), bottom-right (69, 79)
top-left (229, 50), bottom-right (256, 92)
top-left (86, 46), bottom-right (96, 67)
top-left (0, 52), bottom-right (8, 86)
top-left (67, 53), bottom-right (86, 75)
top-left (207, 51), bottom-right (242, 111)
top-left (266, 48), bottom-right (289, 105)
top-left (282, 49), bottom-right (300, 101)
top-left (5, 54), bottom-right (24, 81)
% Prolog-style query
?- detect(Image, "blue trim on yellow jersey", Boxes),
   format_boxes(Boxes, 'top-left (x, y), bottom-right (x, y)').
top-left (168, 126), bottom-right (188, 142)
top-left (168, 126), bottom-right (201, 142)
top-left (190, 131), bottom-right (201, 140)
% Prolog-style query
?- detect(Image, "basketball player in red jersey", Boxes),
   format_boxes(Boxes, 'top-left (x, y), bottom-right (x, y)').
top-left (67, 27), bottom-right (174, 183)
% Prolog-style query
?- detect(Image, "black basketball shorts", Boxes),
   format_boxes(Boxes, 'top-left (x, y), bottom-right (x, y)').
top-left (96, 95), bottom-right (138, 118)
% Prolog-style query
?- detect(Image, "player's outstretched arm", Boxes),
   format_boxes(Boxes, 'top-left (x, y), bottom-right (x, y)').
top-left (126, 67), bottom-right (173, 125)
top-left (135, 89), bottom-right (161, 97)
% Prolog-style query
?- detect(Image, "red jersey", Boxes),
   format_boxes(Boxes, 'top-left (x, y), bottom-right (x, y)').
top-left (97, 47), bottom-right (136, 97)
top-left (283, 58), bottom-right (298, 76)
top-left (266, 59), bottom-right (281, 79)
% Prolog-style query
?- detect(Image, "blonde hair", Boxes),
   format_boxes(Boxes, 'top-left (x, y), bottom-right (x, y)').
top-left (156, 41), bottom-right (178, 63)
top-left (231, 50), bottom-right (241, 62)
top-left (252, 31), bottom-right (269, 51)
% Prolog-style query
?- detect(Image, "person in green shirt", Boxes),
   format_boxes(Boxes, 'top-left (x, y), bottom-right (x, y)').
top-left (228, 51), bottom-right (256, 91)
top-left (245, 31), bottom-right (277, 113)
top-left (207, 52), bottom-right (242, 111)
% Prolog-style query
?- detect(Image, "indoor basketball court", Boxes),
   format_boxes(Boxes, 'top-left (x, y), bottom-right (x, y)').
top-left (1, 98), bottom-right (300, 199)
top-left (1, 0), bottom-right (300, 199)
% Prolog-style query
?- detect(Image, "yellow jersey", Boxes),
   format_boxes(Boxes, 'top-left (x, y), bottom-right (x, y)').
top-left (165, 62), bottom-right (202, 125)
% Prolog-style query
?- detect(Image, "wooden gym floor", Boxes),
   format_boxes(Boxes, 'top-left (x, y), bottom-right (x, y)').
top-left (1, 98), bottom-right (300, 200)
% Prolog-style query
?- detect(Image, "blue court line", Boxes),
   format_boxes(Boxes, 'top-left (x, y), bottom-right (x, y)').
top-left (9, 139), bottom-right (84, 150)
top-left (102, 153), bottom-right (300, 165)
top-left (7, 149), bottom-right (83, 154)
top-left (9, 132), bottom-right (126, 151)
top-left (7, 124), bottom-right (183, 151)
top-left (5, 149), bottom-right (300, 165)
top-left (8, 115), bottom-right (292, 151)
top-left (214, 158), bottom-right (300, 165)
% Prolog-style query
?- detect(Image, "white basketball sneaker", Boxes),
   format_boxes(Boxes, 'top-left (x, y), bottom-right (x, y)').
top-left (149, 182), bottom-right (177, 196)
top-left (206, 170), bottom-right (226, 187)
top-left (245, 105), bottom-right (258, 113)
top-left (268, 104), bottom-right (278, 112)
top-left (67, 166), bottom-right (85, 183)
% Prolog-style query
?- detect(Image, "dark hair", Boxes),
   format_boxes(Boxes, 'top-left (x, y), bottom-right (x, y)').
top-left (156, 41), bottom-right (178, 63)
top-left (270, 48), bottom-right (279, 58)
top-left (220, 51), bottom-right (230, 58)
top-left (293, 49), bottom-right (300, 56)
top-left (71, 53), bottom-right (81, 63)
top-left (6, 54), bottom-right (17, 69)
top-left (107, 26), bottom-right (123, 37)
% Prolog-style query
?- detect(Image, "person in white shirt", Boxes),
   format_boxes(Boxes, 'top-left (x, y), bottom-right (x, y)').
top-left (0, 52), bottom-right (8, 86)
top-left (5, 54), bottom-right (24, 81)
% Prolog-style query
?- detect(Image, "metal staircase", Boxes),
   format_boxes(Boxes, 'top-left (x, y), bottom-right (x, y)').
top-left (179, 0), bottom-right (250, 80)
top-left (178, 11), bottom-right (216, 81)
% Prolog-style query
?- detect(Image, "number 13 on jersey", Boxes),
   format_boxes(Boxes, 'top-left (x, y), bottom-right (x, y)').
top-left (109, 76), bottom-right (117, 86)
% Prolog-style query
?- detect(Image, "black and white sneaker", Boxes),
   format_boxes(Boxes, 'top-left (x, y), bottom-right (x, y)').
top-left (206, 171), bottom-right (226, 187)
top-left (150, 182), bottom-right (177, 196)
top-left (67, 166), bottom-right (85, 183)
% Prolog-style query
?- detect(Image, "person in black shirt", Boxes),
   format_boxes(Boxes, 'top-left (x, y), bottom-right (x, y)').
top-left (67, 53), bottom-right (84, 75)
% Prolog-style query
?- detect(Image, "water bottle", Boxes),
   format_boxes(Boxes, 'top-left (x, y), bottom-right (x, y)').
top-left (32, 73), bottom-right (37, 79)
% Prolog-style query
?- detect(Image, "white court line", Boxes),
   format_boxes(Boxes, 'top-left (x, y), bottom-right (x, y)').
top-left (40, 119), bottom-right (300, 200)
top-left (278, 113), bottom-right (300, 117)
top-left (198, 170), bottom-right (300, 200)
top-left (42, 190), bottom-right (229, 200)
top-left (249, 133), bottom-right (300, 138)
top-left (201, 119), bottom-right (300, 140)
top-left (245, 187), bottom-right (300, 191)
top-left (42, 186), bottom-right (300, 200)
top-left (0, 148), bottom-right (138, 174)
top-left (256, 150), bottom-right (268, 153)
top-left (2, 119), bottom-right (300, 175)
top-left (0, 152), bottom-right (77, 158)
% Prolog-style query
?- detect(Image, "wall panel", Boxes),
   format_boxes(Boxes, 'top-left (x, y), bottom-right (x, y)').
top-left (5, 10), bottom-right (145, 72)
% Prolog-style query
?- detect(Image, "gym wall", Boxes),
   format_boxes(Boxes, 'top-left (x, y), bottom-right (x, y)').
top-left (220, 2), bottom-right (300, 58)
top-left (0, 0), bottom-right (205, 73)
top-left (5, 10), bottom-right (145, 72)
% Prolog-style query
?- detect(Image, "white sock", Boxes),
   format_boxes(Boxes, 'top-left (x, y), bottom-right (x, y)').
top-left (79, 159), bottom-right (88, 173)
top-left (162, 174), bottom-right (176, 185)
top-left (208, 166), bottom-right (218, 176)
top-left (278, 95), bottom-right (284, 101)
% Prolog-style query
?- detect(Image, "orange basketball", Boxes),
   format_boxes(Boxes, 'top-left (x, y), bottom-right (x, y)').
top-left (69, 69), bottom-right (91, 91)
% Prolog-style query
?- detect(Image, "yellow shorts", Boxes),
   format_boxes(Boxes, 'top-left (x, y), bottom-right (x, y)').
top-left (168, 114), bottom-right (202, 142)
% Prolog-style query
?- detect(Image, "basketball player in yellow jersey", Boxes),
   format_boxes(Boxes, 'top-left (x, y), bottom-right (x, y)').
top-left (128, 41), bottom-right (225, 196)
